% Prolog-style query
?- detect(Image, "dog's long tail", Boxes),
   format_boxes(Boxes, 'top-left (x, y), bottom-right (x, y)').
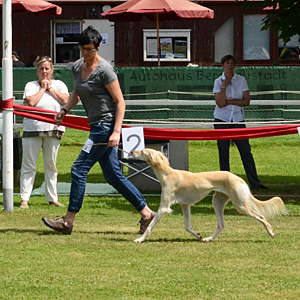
top-left (248, 195), bottom-right (287, 220)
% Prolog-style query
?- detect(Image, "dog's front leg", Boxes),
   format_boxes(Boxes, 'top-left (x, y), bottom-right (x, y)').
top-left (202, 192), bottom-right (227, 242)
top-left (181, 205), bottom-right (203, 241)
top-left (134, 209), bottom-right (166, 243)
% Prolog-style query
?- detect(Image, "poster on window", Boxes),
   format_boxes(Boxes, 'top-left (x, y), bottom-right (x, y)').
top-left (160, 38), bottom-right (173, 55)
top-left (174, 40), bottom-right (187, 58)
top-left (147, 39), bottom-right (158, 56)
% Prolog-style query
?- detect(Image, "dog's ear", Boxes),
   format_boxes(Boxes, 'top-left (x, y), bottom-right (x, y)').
top-left (148, 152), bottom-right (155, 163)
top-left (151, 153), bottom-right (160, 168)
top-left (150, 151), bottom-right (169, 168)
top-left (159, 152), bottom-right (170, 167)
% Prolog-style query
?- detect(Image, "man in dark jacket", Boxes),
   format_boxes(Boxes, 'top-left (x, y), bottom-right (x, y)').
top-left (12, 51), bottom-right (25, 67)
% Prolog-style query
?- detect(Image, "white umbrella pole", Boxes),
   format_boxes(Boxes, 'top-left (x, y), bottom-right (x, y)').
top-left (2, 0), bottom-right (14, 212)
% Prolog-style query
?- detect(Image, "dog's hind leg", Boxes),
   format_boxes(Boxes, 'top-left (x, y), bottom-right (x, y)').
top-left (202, 192), bottom-right (229, 242)
top-left (229, 184), bottom-right (276, 238)
top-left (181, 204), bottom-right (203, 241)
top-left (234, 203), bottom-right (276, 238)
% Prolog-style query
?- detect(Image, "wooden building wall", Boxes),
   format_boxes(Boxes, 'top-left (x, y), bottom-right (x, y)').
top-left (0, 2), bottom-right (299, 67)
top-left (109, 1), bottom-right (298, 67)
top-left (113, 3), bottom-right (277, 67)
top-left (0, 4), bottom-right (88, 67)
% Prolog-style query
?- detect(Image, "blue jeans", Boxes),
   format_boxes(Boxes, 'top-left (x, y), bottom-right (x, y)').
top-left (68, 122), bottom-right (147, 213)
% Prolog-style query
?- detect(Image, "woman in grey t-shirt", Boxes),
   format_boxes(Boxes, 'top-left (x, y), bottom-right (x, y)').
top-left (42, 26), bottom-right (155, 235)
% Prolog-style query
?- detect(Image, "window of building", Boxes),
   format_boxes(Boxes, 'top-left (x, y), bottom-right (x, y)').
top-left (243, 15), bottom-right (270, 60)
top-left (143, 29), bottom-right (191, 62)
top-left (278, 34), bottom-right (300, 60)
top-left (215, 17), bottom-right (234, 63)
top-left (52, 21), bottom-right (81, 65)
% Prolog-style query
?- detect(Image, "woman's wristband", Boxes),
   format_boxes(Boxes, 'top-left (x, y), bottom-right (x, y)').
top-left (47, 86), bottom-right (52, 91)
top-left (221, 85), bottom-right (226, 89)
top-left (61, 108), bottom-right (68, 114)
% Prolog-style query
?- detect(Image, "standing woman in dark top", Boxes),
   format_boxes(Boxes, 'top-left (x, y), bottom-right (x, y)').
top-left (42, 26), bottom-right (155, 235)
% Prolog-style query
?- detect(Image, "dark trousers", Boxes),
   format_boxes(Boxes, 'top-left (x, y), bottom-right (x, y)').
top-left (214, 119), bottom-right (262, 189)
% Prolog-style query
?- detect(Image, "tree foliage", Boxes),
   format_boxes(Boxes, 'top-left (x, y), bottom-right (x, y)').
top-left (248, 0), bottom-right (300, 44)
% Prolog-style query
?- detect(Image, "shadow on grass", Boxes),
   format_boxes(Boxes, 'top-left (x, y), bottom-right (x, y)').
top-left (0, 228), bottom-right (272, 244)
top-left (110, 237), bottom-right (200, 243)
top-left (0, 228), bottom-right (63, 235)
top-left (128, 238), bottom-right (269, 243)
top-left (0, 228), bottom-right (131, 238)
top-left (93, 230), bottom-right (135, 236)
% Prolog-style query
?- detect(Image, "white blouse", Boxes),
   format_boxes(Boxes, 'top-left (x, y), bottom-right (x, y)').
top-left (23, 80), bottom-right (68, 132)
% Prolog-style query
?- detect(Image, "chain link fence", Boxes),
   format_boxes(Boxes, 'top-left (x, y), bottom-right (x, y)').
top-left (11, 90), bottom-right (300, 130)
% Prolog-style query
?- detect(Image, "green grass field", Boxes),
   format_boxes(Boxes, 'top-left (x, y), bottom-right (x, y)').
top-left (1, 131), bottom-right (300, 299)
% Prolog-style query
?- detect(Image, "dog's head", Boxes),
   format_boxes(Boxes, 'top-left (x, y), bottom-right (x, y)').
top-left (131, 148), bottom-right (169, 169)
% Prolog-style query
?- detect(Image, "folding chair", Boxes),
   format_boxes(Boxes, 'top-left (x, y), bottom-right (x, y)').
top-left (118, 139), bottom-right (170, 184)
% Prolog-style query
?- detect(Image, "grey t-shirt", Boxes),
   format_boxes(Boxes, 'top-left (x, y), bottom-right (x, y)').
top-left (72, 57), bottom-right (117, 125)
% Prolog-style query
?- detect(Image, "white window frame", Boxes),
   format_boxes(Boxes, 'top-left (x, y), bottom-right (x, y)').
top-left (143, 29), bottom-right (191, 62)
top-left (51, 20), bottom-right (82, 66)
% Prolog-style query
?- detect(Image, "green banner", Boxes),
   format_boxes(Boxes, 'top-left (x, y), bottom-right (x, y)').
top-left (116, 67), bottom-right (299, 100)
top-left (1, 66), bottom-right (299, 100)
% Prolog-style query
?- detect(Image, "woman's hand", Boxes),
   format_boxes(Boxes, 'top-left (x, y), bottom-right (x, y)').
top-left (221, 78), bottom-right (231, 88)
top-left (40, 79), bottom-right (51, 90)
top-left (54, 91), bottom-right (80, 125)
top-left (54, 109), bottom-right (66, 125)
top-left (107, 131), bottom-right (120, 147)
top-left (105, 80), bottom-right (125, 148)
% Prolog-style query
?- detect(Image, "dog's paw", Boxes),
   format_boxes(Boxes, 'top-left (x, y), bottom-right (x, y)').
top-left (134, 237), bottom-right (144, 243)
top-left (201, 237), bottom-right (213, 242)
top-left (267, 230), bottom-right (276, 238)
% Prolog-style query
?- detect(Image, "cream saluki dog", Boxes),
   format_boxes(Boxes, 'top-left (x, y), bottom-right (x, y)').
top-left (131, 148), bottom-right (287, 243)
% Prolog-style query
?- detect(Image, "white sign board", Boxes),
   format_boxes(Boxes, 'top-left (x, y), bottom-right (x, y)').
top-left (121, 127), bottom-right (145, 158)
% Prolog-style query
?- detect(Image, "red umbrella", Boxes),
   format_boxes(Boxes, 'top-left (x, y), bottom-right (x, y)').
top-left (102, 0), bottom-right (214, 66)
top-left (0, 0), bottom-right (62, 15)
